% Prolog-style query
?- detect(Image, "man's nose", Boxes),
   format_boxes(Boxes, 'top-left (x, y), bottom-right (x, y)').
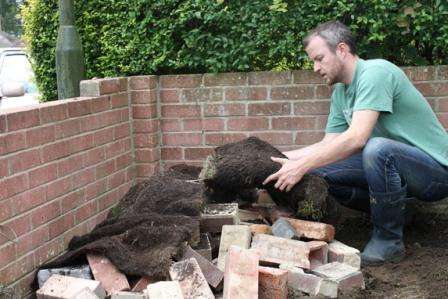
top-left (314, 63), bottom-right (321, 73)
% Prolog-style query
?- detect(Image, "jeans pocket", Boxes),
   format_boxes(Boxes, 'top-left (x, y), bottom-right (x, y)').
top-left (421, 181), bottom-right (448, 202)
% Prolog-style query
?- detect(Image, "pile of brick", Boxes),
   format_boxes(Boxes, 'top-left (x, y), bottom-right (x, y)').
top-left (36, 192), bottom-right (364, 298)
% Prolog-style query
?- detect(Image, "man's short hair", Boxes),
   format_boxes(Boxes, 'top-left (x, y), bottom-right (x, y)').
top-left (303, 21), bottom-right (357, 55)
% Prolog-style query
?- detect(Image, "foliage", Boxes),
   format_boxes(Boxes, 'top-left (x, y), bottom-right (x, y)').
top-left (21, 0), bottom-right (448, 101)
top-left (0, 0), bottom-right (21, 35)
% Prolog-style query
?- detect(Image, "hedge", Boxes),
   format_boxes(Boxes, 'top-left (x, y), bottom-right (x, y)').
top-left (22, 0), bottom-right (448, 101)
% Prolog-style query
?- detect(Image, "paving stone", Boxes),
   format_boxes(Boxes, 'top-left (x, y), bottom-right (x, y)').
top-left (36, 274), bottom-right (106, 299)
top-left (271, 218), bottom-right (300, 239)
top-left (192, 233), bottom-right (213, 261)
top-left (201, 203), bottom-right (239, 233)
top-left (87, 254), bottom-right (130, 295)
top-left (146, 281), bottom-right (184, 299)
top-left (251, 234), bottom-right (310, 269)
top-left (258, 266), bottom-right (288, 299)
top-left (223, 246), bottom-right (259, 299)
top-left (307, 240), bottom-right (329, 269)
top-left (328, 240), bottom-right (361, 269)
top-left (182, 245), bottom-right (224, 289)
top-left (37, 265), bottom-right (92, 288)
top-left (217, 225), bottom-right (251, 271)
top-left (284, 217), bottom-right (335, 242)
top-left (131, 277), bottom-right (152, 292)
top-left (110, 291), bottom-right (146, 299)
top-left (169, 258), bottom-right (214, 299)
top-left (279, 263), bottom-right (323, 296)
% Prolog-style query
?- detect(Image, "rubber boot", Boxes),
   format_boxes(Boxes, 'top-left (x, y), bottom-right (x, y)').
top-left (361, 186), bottom-right (408, 266)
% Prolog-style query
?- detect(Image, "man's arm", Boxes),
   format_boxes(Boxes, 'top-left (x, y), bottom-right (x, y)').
top-left (283, 133), bottom-right (340, 160)
top-left (264, 110), bottom-right (379, 191)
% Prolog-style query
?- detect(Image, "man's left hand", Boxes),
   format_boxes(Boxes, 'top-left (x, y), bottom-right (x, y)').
top-left (262, 157), bottom-right (309, 192)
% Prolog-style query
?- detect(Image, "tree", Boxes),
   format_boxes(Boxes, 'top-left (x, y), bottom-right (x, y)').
top-left (0, 0), bottom-right (21, 36)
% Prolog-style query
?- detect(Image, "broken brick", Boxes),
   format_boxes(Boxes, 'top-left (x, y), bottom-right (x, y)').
top-left (328, 240), bottom-right (361, 269)
top-left (223, 246), bottom-right (259, 299)
top-left (87, 254), bottom-right (130, 295)
top-left (307, 240), bottom-right (329, 269)
top-left (192, 233), bottom-right (213, 261)
top-left (258, 266), bottom-right (288, 299)
top-left (279, 263), bottom-right (323, 296)
top-left (131, 277), bottom-right (152, 292)
top-left (169, 257), bottom-right (214, 299)
top-left (182, 245), bottom-right (224, 289)
top-left (284, 217), bottom-right (335, 242)
top-left (217, 225), bottom-right (251, 271)
top-left (201, 203), bottom-right (239, 233)
top-left (36, 274), bottom-right (106, 299)
top-left (251, 234), bottom-right (310, 269)
top-left (146, 281), bottom-right (184, 299)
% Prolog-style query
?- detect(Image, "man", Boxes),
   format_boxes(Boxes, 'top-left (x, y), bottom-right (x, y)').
top-left (263, 21), bottom-right (448, 266)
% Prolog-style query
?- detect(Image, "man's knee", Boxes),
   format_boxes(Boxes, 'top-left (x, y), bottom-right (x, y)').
top-left (362, 137), bottom-right (396, 168)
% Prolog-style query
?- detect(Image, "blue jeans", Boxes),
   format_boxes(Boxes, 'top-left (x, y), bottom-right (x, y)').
top-left (311, 137), bottom-right (448, 211)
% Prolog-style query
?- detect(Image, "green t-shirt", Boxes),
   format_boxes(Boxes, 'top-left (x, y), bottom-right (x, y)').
top-left (326, 58), bottom-right (448, 166)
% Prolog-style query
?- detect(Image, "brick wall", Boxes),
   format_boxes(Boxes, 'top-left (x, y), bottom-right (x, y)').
top-left (0, 66), bottom-right (447, 297)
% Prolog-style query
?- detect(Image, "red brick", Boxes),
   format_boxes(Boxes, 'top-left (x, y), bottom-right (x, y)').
top-left (75, 200), bottom-right (97, 223)
top-left (258, 266), bottom-right (288, 299)
top-left (55, 118), bottom-right (81, 138)
top-left (79, 114), bottom-right (101, 132)
top-left (85, 179), bottom-right (107, 201)
top-left (4, 132), bottom-right (27, 154)
top-left (41, 140), bottom-right (71, 163)
top-left (415, 82), bottom-right (448, 97)
top-left (135, 148), bottom-right (160, 163)
top-left (160, 74), bottom-right (202, 88)
top-left (8, 149), bottom-right (41, 174)
top-left (438, 113), bottom-right (448, 128)
top-left (129, 75), bottom-right (157, 90)
top-left (115, 153), bottom-right (132, 170)
top-left (99, 109), bottom-right (126, 126)
top-left (0, 114), bottom-right (5, 133)
top-left (223, 246), bottom-right (259, 299)
top-left (111, 92), bottom-right (129, 108)
top-left (99, 78), bottom-right (121, 95)
top-left (71, 167), bottom-right (95, 189)
top-left (160, 89), bottom-right (180, 103)
top-left (294, 101), bottom-right (330, 115)
top-left (292, 70), bottom-right (325, 84)
top-left (248, 102), bottom-right (290, 116)
top-left (5, 173), bottom-right (29, 197)
top-left (308, 240), bottom-right (329, 269)
top-left (60, 190), bottom-right (85, 213)
top-left (402, 66), bottom-right (436, 81)
top-left (315, 115), bottom-right (329, 130)
top-left (161, 147), bottom-right (183, 160)
top-left (169, 258), bottom-right (214, 299)
top-left (39, 103), bottom-right (68, 124)
top-left (227, 117), bottom-right (269, 131)
top-left (114, 123), bottom-right (131, 140)
top-left (7, 109), bottom-right (40, 131)
top-left (204, 103), bottom-right (246, 117)
top-left (0, 198), bottom-right (13, 222)
top-left (131, 90), bottom-right (157, 104)
top-left (226, 86), bottom-right (269, 101)
top-left (2, 214), bottom-right (31, 242)
top-left (134, 133), bottom-right (158, 148)
top-left (83, 147), bottom-right (106, 167)
top-left (284, 218), bottom-right (335, 242)
top-left (436, 65), bottom-right (448, 80)
top-left (205, 133), bottom-right (246, 145)
top-left (249, 71), bottom-right (291, 85)
top-left (163, 133), bottom-right (202, 146)
top-left (46, 177), bottom-right (72, 200)
top-left (182, 88), bottom-right (223, 102)
top-left (0, 243), bottom-right (16, 269)
top-left (271, 116), bottom-right (314, 130)
top-left (161, 119), bottom-right (181, 132)
top-left (315, 85), bottom-right (332, 99)
top-left (184, 147), bottom-right (213, 160)
top-left (68, 99), bottom-right (92, 117)
top-left (28, 163), bottom-right (57, 188)
top-left (56, 155), bottom-right (81, 177)
top-left (131, 277), bottom-right (152, 292)
top-left (17, 226), bottom-right (48, 257)
top-left (183, 118), bottom-right (225, 131)
top-left (27, 127), bottom-right (55, 149)
top-left (96, 160), bottom-right (115, 179)
top-left (295, 131), bottom-right (325, 145)
top-left (204, 72), bottom-right (247, 86)
top-left (34, 237), bottom-right (65, 267)
top-left (92, 128), bottom-right (114, 146)
top-left (134, 119), bottom-right (159, 133)
top-left (271, 86), bottom-right (314, 100)
top-left (49, 213), bottom-right (75, 239)
top-left (250, 224), bottom-right (272, 235)
top-left (0, 253), bottom-right (34, 286)
top-left (108, 170), bottom-right (126, 190)
top-left (69, 134), bottom-right (94, 154)
top-left (161, 104), bottom-right (201, 118)
top-left (136, 163), bottom-right (159, 178)
top-left (11, 187), bottom-right (46, 215)
top-left (105, 139), bottom-right (128, 159)
top-left (98, 190), bottom-right (120, 211)
top-left (90, 96), bottom-right (111, 113)
top-left (132, 104), bottom-right (157, 119)
top-left (251, 132), bottom-right (293, 145)
top-left (31, 200), bottom-right (61, 228)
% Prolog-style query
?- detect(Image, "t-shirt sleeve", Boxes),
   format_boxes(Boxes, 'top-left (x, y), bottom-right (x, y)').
top-left (325, 93), bottom-right (348, 133)
top-left (353, 67), bottom-right (394, 113)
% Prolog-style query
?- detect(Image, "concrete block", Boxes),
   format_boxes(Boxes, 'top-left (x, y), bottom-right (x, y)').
top-left (146, 281), bottom-right (184, 299)
top-left (312, 262), bottom-right (365, 298)
top-left (217, 225), bottom-right (251, 271)
top-left (258, 266), bottom-right (288, 299)
top-left (307, 240), bottom-right (329, 269)
top-left (271, 218), bottom-right (300, 239)
top-left (192, 233), bottom-right (213, 261)
top-left (169, 258), bottom-right (214, 299)
top-left (328, 240), bottom-right (361, 269)
top-left (131, 277), bottom-right (152, 292)
top-left (37, 265), bottom-right (92, 288)
top-left (182, 245), bottom-right (224, 289)
top-left (36, 274), bottom-right (106, 299)
top-left (110, 292), bottom-right (146, 299)
top-left (87, 254), bottom-right (130, 295)
top-left (284, 217), bottom-right (335, 242)
top-left (201, 203), bottom-right (239, 233)
top-left (223, 246), bottom-right (259, 299)
top-left (251, 234), bottom-right (310, 269)
top-left (279, 263), bottom-right (323, 296)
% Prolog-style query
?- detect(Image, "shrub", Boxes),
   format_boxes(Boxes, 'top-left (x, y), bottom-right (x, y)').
top-left (22, 0), bottom-right (448, 101)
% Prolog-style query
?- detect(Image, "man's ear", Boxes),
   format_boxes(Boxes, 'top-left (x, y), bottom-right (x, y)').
top-left (336, 42), bottom-right (349, 58)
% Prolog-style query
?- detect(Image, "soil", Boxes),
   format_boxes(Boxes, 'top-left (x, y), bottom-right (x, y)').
top-left (331, 214), bottom-right (448, 298)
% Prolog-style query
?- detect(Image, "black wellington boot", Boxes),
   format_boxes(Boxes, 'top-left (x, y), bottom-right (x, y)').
top-left (361, 187), bottom-right (408, 266)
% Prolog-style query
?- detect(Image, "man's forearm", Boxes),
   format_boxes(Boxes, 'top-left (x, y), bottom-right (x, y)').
top-left (283, 141), bottom-right (329, 160)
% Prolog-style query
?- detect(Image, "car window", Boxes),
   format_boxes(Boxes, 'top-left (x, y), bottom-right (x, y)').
top-left (0, 53), bottom-right (38, 93)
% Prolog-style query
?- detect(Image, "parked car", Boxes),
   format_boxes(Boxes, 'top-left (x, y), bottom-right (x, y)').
top-left (0, 47), bottom-right (40, 109)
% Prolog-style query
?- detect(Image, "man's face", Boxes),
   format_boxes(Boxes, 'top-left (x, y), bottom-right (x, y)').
top-left (305, 35), bottom-right (343, 85)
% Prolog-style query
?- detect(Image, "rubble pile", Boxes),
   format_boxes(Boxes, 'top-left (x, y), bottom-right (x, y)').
top-left (36, 192), bottom-right (365, 298)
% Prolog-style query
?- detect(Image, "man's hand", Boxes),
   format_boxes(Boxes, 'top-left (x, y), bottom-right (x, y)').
top-left (262, 157), bottom-right (309, 192)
